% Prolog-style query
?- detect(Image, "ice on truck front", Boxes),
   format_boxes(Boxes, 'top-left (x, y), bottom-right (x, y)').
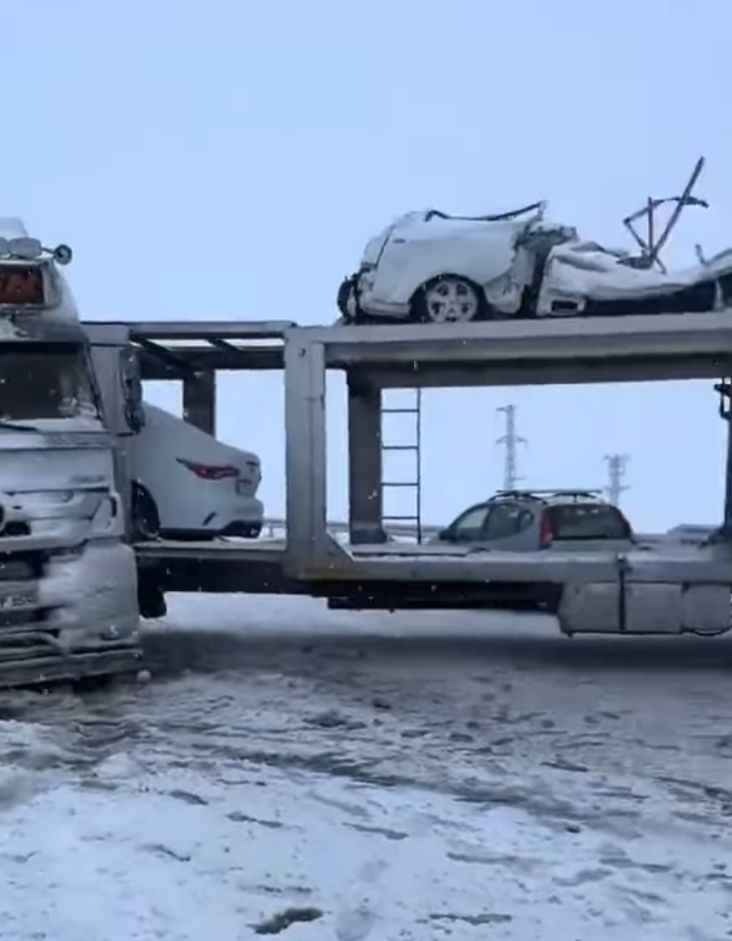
top-left (0, 221), bottom-right (140, 687)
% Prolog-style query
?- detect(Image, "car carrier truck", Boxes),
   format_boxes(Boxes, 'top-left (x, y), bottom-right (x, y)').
top-left (0, 219), bottom-right (140, 687)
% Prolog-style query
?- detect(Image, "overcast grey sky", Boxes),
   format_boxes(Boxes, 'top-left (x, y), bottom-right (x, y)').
top-left (4, 0), bottom-right (731, 529)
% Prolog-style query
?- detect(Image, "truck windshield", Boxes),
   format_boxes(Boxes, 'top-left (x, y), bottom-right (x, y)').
top-left (0, 345), bottom-right (100, 421)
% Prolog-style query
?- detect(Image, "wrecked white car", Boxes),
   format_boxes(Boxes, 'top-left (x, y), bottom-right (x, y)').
top-left (337, 202), bottom-right (732, 324)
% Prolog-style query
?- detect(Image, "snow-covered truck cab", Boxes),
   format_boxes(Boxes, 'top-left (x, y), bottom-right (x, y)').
top-left (0, 220), bottom-right (140, 685)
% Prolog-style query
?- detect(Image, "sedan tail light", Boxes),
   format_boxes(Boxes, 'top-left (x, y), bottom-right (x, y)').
top-left (176, 458), bottom-right (239, 481)
top-left (539, 510), bottom-right (555, 549)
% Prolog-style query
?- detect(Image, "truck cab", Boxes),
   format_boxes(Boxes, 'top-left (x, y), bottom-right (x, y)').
top-left (0, 219), bottom-right (140, 686)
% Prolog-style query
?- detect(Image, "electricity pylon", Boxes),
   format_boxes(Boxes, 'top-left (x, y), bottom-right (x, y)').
top-left (496, 404), bottom-right (526, 491)
top-left (604, 453), bottom-right (630, 506)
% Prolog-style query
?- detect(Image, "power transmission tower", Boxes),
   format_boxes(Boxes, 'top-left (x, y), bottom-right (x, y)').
top-left (604, 454), bottom-right (630, 506)
top-left (496, 404), bottom-right (526, 491)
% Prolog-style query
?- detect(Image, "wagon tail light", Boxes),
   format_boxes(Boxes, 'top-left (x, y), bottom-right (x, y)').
top-left (539, 510), bottom-right (555, 549)
top-left (176, 458), bottom-right (240, 481)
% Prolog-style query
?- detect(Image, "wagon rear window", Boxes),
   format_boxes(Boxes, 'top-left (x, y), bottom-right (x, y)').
top-left (548, 504), bottom-right (631, 540)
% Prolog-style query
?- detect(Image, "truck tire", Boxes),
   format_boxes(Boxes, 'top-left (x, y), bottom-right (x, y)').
top-left (131, 483), bottom-right (160, 542)
top-left (138, 571), bottom-right (167, 620)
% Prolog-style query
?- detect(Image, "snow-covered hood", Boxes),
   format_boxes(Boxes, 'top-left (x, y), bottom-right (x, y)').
top-left (0, 429), bottom-right (119, 543)
top-left (0, 427), bottom-right (114, 492)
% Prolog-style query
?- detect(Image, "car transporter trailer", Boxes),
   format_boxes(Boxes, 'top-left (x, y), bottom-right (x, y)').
top-left (86, 310), bottom-right (732, 637)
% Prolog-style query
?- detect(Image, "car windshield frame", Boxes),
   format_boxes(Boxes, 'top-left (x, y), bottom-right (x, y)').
top-left (0, 341), bottom-right (101, 422)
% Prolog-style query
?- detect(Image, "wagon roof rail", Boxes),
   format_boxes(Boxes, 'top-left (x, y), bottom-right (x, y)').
top-left (491, 488), bottom-right (604, 501)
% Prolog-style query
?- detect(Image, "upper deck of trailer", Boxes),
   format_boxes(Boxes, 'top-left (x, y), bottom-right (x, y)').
top-left (84, 310), bottom-right (732, 386)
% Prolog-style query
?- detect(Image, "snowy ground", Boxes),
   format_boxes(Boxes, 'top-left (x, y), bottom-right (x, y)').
top-left (1, 596), bottom-right (732, 940)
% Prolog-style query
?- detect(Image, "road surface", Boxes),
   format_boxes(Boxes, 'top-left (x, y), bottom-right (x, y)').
top-left (0, 595), bottom-right (730, 939)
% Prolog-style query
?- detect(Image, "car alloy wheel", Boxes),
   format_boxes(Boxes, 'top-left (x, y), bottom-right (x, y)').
top-left (422, 276), bottom-right (481, 323)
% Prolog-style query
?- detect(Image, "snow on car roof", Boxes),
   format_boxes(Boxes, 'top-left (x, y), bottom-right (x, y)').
top-left (390, 201), bottom-right (549, 227)
top-left (423, 200), bottom-right (547, 223)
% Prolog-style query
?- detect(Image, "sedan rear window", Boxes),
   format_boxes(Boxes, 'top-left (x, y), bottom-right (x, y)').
top-left (548, 504), bottom-right (631, 540)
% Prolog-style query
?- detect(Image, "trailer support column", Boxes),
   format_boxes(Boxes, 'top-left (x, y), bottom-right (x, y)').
top-left (183, 370), bottom-right (216, 435)
top-left (725, 406), bottom-right (732, 529)
top-left (348, 373), bottom-right (384, 544)
top-left (714, 379), bottom-right (732, 532)
top-left (285, 337), bottom-right (329, 572)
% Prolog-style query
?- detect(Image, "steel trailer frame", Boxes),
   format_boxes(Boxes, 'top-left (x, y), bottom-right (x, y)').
top-left (85, 311), bottom-right (732, 634)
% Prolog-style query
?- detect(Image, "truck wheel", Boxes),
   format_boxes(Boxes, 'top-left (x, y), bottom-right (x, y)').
top-left (139, 586), bottom-right (167, 619)
top-left (138, 570), bottom-right (167, 619)
top-left (131, 484), bottom-right (160, 542)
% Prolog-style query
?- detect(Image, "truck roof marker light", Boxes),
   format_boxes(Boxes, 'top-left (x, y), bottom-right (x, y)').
top-left (0, 238), bottom-right (72, 265)
top-left (0, 237), bottom-right (42, 259)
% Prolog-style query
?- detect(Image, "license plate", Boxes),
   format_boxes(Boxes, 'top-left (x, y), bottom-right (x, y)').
top-left (0, 591), bottom-right (33, 610)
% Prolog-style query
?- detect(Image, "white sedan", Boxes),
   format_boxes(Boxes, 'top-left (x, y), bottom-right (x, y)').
top-left (337, 202), bottom-right (732, 324)
top-left (127, 404), bottom-right (264, 541)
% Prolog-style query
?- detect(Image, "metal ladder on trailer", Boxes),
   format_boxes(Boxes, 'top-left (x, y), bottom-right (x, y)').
top-left (380, 389), bottom-right (423, 543)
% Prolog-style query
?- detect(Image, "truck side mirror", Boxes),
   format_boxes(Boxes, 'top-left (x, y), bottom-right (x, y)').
top-left (120, 348), bottom-right (146, 433)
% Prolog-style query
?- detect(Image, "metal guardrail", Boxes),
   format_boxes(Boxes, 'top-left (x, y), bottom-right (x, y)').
top-left (262, 518), bottom-right (714, 546)
top-left (262, 518), bottom-right (442, 539)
